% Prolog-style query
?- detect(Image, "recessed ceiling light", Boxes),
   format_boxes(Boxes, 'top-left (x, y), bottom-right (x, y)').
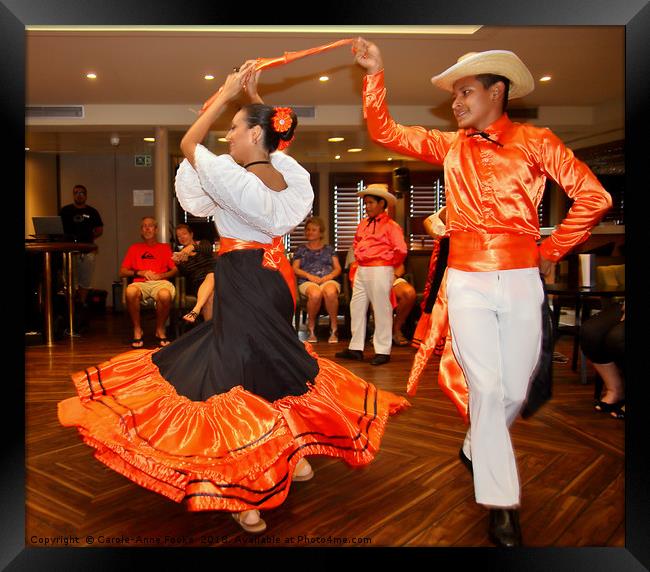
top-left (334, 155), bottom-right (341, 160)
top-left (86, 72), bottom-right (97, 79)
top-left (540, 75), bottom-right (552, 82)
top-left (143, 137), bottom-right (155, 142)
top-left (204, 74), bottom-right (215, 80)
top-left (328, 137), bottom-right (345, 142)
top-left (218, 137), bottom-right (228, 142)
top-left (347, 148), bottom-right (362, 153)
top-left (319, 76), bottom-right (329, 82)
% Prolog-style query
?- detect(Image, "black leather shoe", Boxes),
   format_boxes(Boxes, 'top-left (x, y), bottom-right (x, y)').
top-left (488, 509), bottom-right (522, 547)
top-left (370, 354), bottom-right (390, 366)
top-left (458, 448), bottom-right (473, 476)
top-left (335, 349), bottom-right (364, 361)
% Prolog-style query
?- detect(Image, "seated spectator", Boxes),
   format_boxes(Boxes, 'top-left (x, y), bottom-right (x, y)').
top-left (119, 217), bottom-right (177, 348)
top-left (292, 216), bottom-right (342, 343)
top-left (172, 223), bottom-right (216, 322)
top-left (580, 301), bottom-right (625, 419)
top-left (392, 262), bottom-right (416, 346)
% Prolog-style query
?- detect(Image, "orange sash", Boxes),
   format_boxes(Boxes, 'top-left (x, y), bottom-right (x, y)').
top-left (448, 231), bottom-right (539, 272)
top-left (219, 237), bottom-right (296, 308)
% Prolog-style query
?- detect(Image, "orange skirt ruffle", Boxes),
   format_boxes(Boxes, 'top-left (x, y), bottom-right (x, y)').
top-left (58, 343), bottom-right (409, 512)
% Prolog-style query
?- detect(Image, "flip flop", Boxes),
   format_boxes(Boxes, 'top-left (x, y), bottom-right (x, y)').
top-left (231, 511), bottom-right (267, 534)
top-left (156, 336), bottom-right (171, 347)
top-left (130, 337), bottom-right (144, 349)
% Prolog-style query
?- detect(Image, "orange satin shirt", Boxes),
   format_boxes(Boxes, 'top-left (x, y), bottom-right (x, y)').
top-left (353, 211), bottom-right (407, 267)
top-left (363, 71), bottom-right (612, 264)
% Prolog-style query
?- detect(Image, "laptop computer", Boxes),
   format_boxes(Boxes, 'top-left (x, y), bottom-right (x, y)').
top-left (29, 216), bottom-right (69, 241)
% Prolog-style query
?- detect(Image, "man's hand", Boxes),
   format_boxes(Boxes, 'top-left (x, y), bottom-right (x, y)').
top-left (352, 37), bottom-right (384, 75)
top-left (142, 270), bottom-right (159, 281)
top-left (539, 256), bottom-right (555, 281)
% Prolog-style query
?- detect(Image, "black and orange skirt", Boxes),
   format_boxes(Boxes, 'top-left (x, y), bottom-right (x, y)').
top-left (58, 247), bottom-right (409, 512)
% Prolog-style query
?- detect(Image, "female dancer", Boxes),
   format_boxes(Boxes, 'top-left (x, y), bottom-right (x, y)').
top-left (58, 60), bottom-right (408, 535)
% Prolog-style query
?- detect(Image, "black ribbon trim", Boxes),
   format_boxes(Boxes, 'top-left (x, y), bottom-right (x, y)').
top-left (467, 131), bottom-right (504, 147)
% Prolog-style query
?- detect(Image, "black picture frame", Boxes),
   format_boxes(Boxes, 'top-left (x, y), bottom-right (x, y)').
top-left (7, 2), bottom-right (647, 570)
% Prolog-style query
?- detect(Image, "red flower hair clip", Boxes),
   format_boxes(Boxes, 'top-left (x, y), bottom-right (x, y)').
top-left (272, 107), bottom-right (293, 133)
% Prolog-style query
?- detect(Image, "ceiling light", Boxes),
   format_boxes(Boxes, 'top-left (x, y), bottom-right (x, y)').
top-left (387, 157), bottom-right (393, 161)
top-left (540, 75), bottom-right (552, 82)
top-left (218, 137), bottom-right (228, 142)
top-left (25, 147), bottom-right (30, 151)
top-left (347, 148), bottom-right (362, 153)
top-left (86, 72), bottom-right (97, 79)
top-left (328, 137), bottom-right (344, 142)
top-left (335, 155), bottom-right (341, 160)
top-left (143, 137), bottom-right (155, 142)
top-left (319, 76), bottom-right (329, 82)
top-left (204, 74), bottom-right (215, 80)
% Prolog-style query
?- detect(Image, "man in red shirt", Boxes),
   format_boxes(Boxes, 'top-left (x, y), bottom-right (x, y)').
top-left (336, 183), bottom-right (407, 366)
top-left (353, 39), bottom-right (611, 546)
top-left (120, 217), bottom-right (178, 348)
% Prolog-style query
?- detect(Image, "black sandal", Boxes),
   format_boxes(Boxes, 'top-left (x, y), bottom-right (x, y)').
top-left (183, 311), bottom-right (199, 323)
top-left (130, 337), bottom-right (144, 349)
top-left (594, 399), bottom-right (625, 416)
top-left (609, 402), bottom-right (625, 420)
top-left (156, 336), bottom-right (171, 347)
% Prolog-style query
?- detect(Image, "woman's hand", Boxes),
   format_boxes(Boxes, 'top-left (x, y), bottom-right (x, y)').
top-left (241, 60), bottom-right (264, 104)
top-left (219, 71), bottom-right (245, 102)
top-left (352, 37), bottom-right (384, 75)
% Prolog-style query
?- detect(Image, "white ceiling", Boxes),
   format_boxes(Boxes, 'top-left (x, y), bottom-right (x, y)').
top-left (25, 25), bottom-right (625, 166)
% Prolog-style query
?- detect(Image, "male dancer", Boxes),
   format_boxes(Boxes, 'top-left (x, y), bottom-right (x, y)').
top-left (353, 38), bottom-right (611, 546)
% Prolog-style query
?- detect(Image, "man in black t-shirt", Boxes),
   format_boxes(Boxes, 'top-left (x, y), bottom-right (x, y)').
top-left (59, 184), bottom-right (104, 306)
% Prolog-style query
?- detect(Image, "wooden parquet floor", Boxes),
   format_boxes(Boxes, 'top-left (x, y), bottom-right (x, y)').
top-left (25, 311), bottom-right (624, 548)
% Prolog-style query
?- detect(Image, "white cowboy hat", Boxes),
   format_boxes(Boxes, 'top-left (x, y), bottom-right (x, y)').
top-left (431, 50), bottom-right (535, 100)
top-left (357, 183), bottom-right (396, 207)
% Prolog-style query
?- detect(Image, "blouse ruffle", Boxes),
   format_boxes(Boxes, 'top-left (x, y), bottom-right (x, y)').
top-left (175, 145), bottom-right (314, 241)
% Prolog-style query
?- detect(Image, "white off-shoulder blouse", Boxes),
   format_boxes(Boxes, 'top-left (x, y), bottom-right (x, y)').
top-left (175, 144), bottom-right (314, 244)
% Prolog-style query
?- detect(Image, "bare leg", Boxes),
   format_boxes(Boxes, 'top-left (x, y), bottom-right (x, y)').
top-left (593, 362), bottom-right (625, 403)
top-left (322, 283), bottom-right (340, 334)
top-left (125, 284), bottom-right (144, 346)
top-left (154, 288), bottom-right (172, 343)
top-left (304, 284), bottom-right (323, 341)
top-left (185, 273), bottom-right (214, 322)
top-left (392, 281), bottom-right (416, 342)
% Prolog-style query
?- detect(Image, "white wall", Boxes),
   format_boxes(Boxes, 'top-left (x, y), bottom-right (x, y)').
top-left (56, 153), bottom-right (157, 304)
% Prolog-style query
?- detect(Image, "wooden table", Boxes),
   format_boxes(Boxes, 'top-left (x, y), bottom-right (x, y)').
top-left (544, 282), bottom-right (625, 384)
top-left (25, 241), bottom-right (97, 346)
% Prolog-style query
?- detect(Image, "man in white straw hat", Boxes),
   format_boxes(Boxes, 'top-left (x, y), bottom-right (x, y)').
top-left (352, 38), bottom-right (612, 546)
top-left (335, 183), bottom-right (407, 366)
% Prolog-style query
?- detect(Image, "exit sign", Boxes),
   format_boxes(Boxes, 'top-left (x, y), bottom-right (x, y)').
top-left (134, 155), bottom-right (152, 167)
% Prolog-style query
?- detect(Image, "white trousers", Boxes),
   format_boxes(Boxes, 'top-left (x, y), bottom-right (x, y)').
top-left (349, 265), bottom-right (394, 355)
top-left (447, 267), bottom-right (544, 507)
